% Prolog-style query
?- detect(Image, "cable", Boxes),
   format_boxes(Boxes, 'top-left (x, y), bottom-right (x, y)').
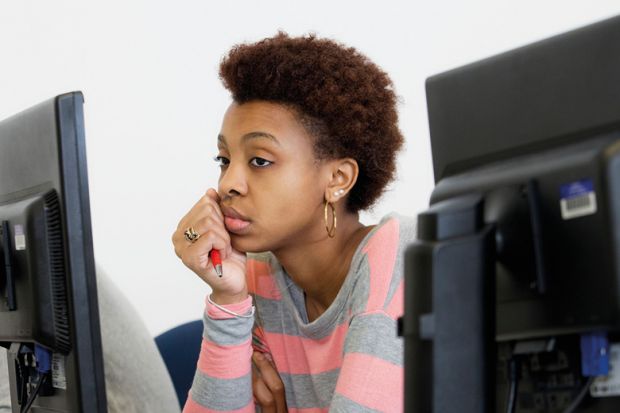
top-left (20, 373), bottom-right (47, 413)
top-left (562, 376), bottom-right (595, 413)
top-left (16, 356), bottom-right (28, 408)
top-left (506, 376), bottom-right (517, 413)
top-left (505, 358), bottom-right (519, 413)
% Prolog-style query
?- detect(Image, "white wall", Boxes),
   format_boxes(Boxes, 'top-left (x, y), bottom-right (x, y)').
top-left (1, 0), bottom-right (619, 335)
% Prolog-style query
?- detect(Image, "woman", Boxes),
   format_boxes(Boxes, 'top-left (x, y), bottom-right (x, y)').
top-left (173, 32), bottom-right (415, 413)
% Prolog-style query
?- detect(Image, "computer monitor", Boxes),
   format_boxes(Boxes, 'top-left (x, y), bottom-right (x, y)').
top-left (426, 15), bottom-right (620, 184)
top-left (403, 15), bottom-right (620, 413)
top-left (0, 92), bottom-right (107, 412)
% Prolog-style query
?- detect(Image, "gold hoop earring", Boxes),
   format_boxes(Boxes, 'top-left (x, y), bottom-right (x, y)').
top-left (324, 200), bottom-right (337, 238)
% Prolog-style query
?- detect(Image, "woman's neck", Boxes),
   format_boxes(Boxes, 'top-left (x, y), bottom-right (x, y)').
top-left (272, 212), bottom-right (373, 321)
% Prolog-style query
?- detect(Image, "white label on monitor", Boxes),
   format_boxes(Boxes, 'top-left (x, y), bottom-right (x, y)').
top-left (559, 179), bottom-right (597, 220)
top-left (591, 343), bottom-right (620, 397)
top-left (13, 224), bottom-right (25, 250)
top-left (51, 353), bottom-right (67, 390)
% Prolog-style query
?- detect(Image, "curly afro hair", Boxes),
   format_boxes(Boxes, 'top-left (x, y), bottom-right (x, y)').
top-left (219, 32), bottom-right (404, 213)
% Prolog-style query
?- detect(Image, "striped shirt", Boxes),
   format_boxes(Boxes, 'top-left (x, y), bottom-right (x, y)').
top-left (184, 213), bottom-right (415, 413)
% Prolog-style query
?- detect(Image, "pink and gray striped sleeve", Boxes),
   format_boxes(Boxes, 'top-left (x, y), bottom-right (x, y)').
top-left (182, 296), bottom-right (255, 413)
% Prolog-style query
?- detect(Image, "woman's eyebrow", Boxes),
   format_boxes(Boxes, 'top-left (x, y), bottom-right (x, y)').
top-left (217, 132), bottom-right (281, 147)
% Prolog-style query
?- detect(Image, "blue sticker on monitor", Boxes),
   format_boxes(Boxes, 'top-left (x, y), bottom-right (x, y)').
top-left (560, 179), bottom-right (594, 199)
top-left (580, 332), bottom-right (610, 377)
top-left (560, 179), bottom-right (597, 220)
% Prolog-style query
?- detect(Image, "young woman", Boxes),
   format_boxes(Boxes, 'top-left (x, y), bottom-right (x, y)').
top-left (172, 33), bottom-right (415, 413)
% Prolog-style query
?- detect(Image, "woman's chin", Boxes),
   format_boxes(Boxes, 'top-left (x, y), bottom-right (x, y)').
top-left (231, 236), bottom-right (269, 254)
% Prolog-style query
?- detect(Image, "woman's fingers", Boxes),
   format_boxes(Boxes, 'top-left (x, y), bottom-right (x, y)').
top-left (177, 189), bottom-right (224, 231)
top-left (206, 187), bottom-right (221, 204)
top-left (202, 191), bottom-right (224, 222)
top-left (253, 352), bottom-right (287, 413)
top-left (173, 189), bottom-right (227, 259)
top-left (252, 364), bottom-right (277, 413)
top-left (173, 188), bottom-right (247, 297)
top-left (191, 215), bottom-right (230, 249)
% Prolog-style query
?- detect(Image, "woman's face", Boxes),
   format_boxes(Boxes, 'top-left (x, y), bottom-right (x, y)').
top-left (216, 100), bottom-right (330, 253)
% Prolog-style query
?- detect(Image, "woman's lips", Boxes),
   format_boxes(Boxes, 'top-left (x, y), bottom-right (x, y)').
top-left (220, 206), bottom-right (251, 233)
top-left (224, 215), bottom-right (251, 233)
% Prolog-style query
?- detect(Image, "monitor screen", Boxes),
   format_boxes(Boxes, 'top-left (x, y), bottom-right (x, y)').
top-left (0, 92), bottom-right (107, 412)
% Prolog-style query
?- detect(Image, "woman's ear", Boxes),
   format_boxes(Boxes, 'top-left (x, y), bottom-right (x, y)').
top-left (324, 158), bottom-right (359, 203)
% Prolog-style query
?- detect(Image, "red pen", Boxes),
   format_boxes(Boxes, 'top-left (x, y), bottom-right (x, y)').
top-left (209, 249), bottom-right (223, 277)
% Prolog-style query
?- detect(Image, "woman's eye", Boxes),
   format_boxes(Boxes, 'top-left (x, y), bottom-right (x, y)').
top-left (250, 157), bottom-right (273, 167)
top-left (213, 156), bottom-right (230, 167)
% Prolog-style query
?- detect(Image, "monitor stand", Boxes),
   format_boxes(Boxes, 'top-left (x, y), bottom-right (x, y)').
top-left (401, 194), bottom-right (496, 413)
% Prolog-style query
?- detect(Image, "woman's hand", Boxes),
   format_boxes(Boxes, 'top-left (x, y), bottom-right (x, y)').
top-left (252, 351), bottom-right (287, 413)
top-left (172, 188), bottom-right (247, 303)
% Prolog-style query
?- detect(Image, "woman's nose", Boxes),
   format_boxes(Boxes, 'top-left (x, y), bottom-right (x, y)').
top-left (218, 162), bottom-right (248, 197)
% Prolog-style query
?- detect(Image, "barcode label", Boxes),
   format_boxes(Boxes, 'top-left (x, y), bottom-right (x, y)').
top-left (561, 193), bottom-right (597, 219)
top-left (51, 353), bottom-right (67, 390)
top-left (14, 224), bottom-right (26, 250)
top-left (560, 179), bottom-right (597, 220)
top-left (591, 343), bottom-right (620, 397)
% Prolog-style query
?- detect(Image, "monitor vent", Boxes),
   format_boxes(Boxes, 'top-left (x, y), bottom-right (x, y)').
top-left (44, 190), bottom-right (71, 354)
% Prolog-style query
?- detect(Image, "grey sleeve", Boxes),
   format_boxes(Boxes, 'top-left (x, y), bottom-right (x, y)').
top-left (184, 302), bottom-right (255, 412)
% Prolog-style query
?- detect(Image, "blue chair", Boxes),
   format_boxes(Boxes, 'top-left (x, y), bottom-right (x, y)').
top-left (155, 320), bottom-right (203, 409)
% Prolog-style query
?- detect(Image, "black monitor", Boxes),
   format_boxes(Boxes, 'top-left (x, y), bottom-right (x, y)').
top-left (0, 92), bottom-right (107, 412)
top-left (403, 15), bottom-right (620, 413)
